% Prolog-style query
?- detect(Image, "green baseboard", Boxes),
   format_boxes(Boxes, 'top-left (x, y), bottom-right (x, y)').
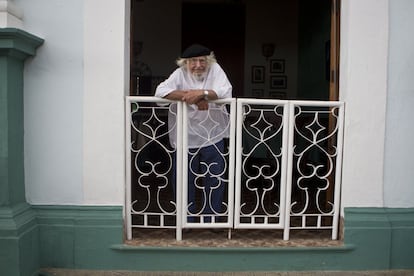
top-left (34, 205), bottom-right (124, 269)
top-left (2, 205), bottom-right (413, 274)
top-left (344, 207), bottom-right (414, 270)
top-left (0, 203), bottom-right (39, 276)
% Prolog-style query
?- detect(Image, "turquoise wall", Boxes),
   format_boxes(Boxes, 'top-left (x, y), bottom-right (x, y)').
top-left (0, 28), bottom-right (43, 276)
top-left (31, 206), bottom-right (414, 272)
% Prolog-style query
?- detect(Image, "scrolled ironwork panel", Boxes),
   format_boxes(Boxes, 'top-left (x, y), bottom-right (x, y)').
top-left (235, 100), bottom-right (289, 228)
top-left (128, 97), bottom-right (178, 229)
top-left (183, 101), bottom-right (235, 226)
top-left (287, 102), bottom-right (344, 236)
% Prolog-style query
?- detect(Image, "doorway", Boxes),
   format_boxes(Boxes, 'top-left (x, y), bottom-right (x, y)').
top-left (130, 0), bottom-right (339, 101)
top-left (128, 0), bottom-right (342, 241)
top-left (181, 2), bottom-right (245, 98)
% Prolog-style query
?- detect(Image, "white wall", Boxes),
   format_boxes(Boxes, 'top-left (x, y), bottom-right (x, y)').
top-left (20, 0), bottom-right (128, 205)
top-left (339, 0), bottom-right (389, 208)
top-left (383, 0), bottom-right (414, 208)
top-left (18, 0), bottom-right (413, 209)
top-left (82, 0), bottom-right (128, 205)
top-left (20, 0), bottom-right (85, 204)
top-left (0, 0), bottom-right (23, 28)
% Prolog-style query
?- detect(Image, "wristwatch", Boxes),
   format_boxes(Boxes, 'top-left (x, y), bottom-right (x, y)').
top-left (203, 90), bottom-right (209, 100)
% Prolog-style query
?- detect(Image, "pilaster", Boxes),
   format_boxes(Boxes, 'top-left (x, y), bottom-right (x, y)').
top-left (0, 27), bottom-right (43, 276)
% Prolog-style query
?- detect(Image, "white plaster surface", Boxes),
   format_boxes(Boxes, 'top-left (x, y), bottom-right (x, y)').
top-left (19, 0), bottom-right (84, 204)
top-left (339, 0), bottom-right (389, 208)
top-left (20, 0), bottom-right (127, 205)
top-left (17, 0), bottom-right (413, 209)
top-left (82, 0), bottom-right (127, 205)
top-left (383, 0), bottom-right (414, 208)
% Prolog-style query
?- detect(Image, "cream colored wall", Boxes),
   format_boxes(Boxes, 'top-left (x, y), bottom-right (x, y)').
top-left (384, 0), bottom-right (414, 208)
top-left (19, 0), bottom-right (85, 204)
top-left (82, 0), bottom-right (129, 204)
top-left (339, 0), bottom-right (389, 208)
top-left (18, 0), bottom-right (413, 209)
top-left (19, 0), bottom-right (128, 205)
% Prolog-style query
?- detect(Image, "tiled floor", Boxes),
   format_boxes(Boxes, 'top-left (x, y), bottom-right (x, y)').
top-left (126, 228), bottom-right (342, 248)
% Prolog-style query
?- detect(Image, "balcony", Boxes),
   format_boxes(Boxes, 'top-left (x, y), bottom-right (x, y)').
top-left (125, 97), bottom-right (344, 242)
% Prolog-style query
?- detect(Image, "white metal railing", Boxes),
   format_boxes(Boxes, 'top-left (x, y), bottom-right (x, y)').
top-left (125, 96), bottom-right (344, 241)
top-left (182, 98), bottom-right (236, 233)
top-left (284, 100), bottom-right (344, 240)
top-left (234, 99), bottom-right (289, 232)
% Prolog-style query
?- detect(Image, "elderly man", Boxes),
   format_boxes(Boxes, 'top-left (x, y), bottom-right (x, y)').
top-left (155, 44), bottom-right (232, 223)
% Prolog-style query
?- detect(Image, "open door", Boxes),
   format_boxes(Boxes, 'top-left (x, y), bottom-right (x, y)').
top-left (181, 2), bottom-right (245, 98)
top-left (329, 0), bottom-right (340, 101)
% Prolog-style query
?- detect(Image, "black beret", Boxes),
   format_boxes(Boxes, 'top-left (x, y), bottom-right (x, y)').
top-left (181, 44), bottom-right (211, 58)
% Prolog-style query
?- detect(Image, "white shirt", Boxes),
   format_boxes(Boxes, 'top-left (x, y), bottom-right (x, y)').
top-left (155, 62), bottom-right (233, 148)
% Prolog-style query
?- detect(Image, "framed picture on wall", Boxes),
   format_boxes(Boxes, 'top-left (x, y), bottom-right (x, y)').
top-left (269, 91), bottom-right (286, 99)
top-left (251, 66), bottom-right (265, 83)
top-left (252, 89), bottom-right (264, 98)
top-left (270, 76), bottom-right (287, 89)
top-left (270, 59), bottom-right (285, 73)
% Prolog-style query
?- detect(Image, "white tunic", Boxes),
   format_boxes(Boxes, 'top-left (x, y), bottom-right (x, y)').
top-left (155, 63), bottom-right (233, 149)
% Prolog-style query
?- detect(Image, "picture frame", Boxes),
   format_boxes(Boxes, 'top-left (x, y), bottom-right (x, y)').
top-left (252, 89), bottom-right (264, 98)
top-left (269, 91), bottom-right (286, 99)
top-left (251, 66), bottom-right (265, 83)
top-left (270, 76), bottom-right (287, 89)
top-left (270, 59), bottom-right (285, 73)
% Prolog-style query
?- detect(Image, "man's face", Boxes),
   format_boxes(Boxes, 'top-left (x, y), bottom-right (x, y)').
top-left (186, 56), bottom-right (208, 78)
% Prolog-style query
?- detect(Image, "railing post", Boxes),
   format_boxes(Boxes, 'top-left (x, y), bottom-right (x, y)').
top-left (176, 101), bottom-right (183, 241)
top-left (283, 102), bottom-right (296, 240)
top-left (332, 102), bottom-right (345, 240)
top-left (125, 97), bottom-right (132, 240)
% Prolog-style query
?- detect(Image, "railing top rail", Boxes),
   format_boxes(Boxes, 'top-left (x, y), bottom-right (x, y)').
top-left (126, 96), bottom-right (173, 103)
top-left (126, 96), bottom-right (343, 107)
top-left (290, 100), bottom-right (344, 107)
top-left (126, 96), bottom-right (236, 104)
top-left (236, 98), bottom-right (288, 105)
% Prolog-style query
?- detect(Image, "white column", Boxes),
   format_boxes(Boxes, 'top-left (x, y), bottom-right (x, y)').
top-left (83, 0), bottom-right (129, 204)
top-left (0, 0), bottom-right (23, 28)
top-left (339, 0), bottom-right (389, 208)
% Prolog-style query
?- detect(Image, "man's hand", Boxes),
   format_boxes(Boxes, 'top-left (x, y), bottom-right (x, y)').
top-left (181, 90), bottom-right (204, 105)
top-left (195, 99), bottom-right (209, 110)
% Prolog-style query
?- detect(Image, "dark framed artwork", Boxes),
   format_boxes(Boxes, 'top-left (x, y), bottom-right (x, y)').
top-left (270, 59), bottom-right (285, 73)
top-left (251, 66), bottom-right (265, 83)
top-left (269, 91), bottom-right (286, 99)
top-left (270, 76), bottom-right (287, 89)
top-left (252, 89), bottom-right (264, 98)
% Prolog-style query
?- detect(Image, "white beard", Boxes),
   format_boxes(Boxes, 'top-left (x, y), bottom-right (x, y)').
top-left (191, 71), bottom-right (207, 82)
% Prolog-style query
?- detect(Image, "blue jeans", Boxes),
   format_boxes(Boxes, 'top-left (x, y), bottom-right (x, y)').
top-left (172, 140), bottom-right (226, 223)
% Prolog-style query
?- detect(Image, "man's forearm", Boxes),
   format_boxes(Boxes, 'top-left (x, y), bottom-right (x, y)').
top-left (163, 90), bottom-right (187, 101)
top-left (164, 89), bottom-right (218, 104)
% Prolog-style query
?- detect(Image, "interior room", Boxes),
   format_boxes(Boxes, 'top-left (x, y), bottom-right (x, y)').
top-left (130, 0), bottom-right (338, 101)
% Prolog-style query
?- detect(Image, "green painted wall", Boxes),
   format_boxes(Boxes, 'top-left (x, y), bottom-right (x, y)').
top-left (1, 26), bottom-right (414, 275)
top-left (0, 41), bottom-right (25, 206)
top-left (31, 206), bottom-right (414, 272)
top-left (0, 28), bottom-right (43, 276)
top-left (0, 28), bottom-right (43, 206)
